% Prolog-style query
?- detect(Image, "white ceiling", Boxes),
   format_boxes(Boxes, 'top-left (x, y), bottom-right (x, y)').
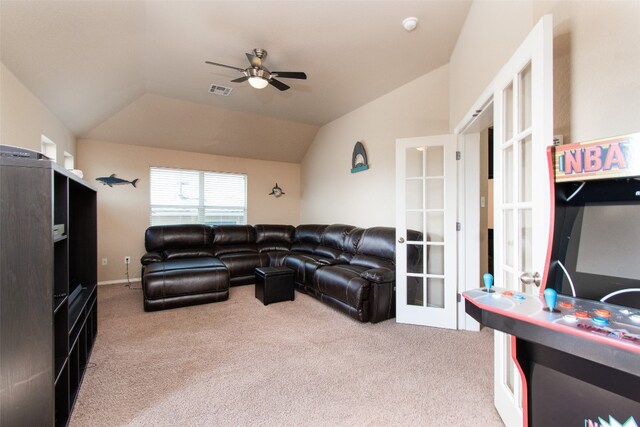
top-left (0, 1), bottom-right (471, 162)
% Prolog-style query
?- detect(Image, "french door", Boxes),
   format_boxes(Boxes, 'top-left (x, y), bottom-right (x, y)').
top-left (395, 135), bottom-right (457, 329)
top-left (492, 15), bottom-right (554, 426)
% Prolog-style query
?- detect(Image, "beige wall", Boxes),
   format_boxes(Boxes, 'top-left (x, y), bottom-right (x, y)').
top-left (77, 139), bottom-right (300, 283)
top-left (449, 1), bottom-right (534, 129)
top-left (1, 62), bottom-right (76, 163)
top-left (535, 0), bottom-right (640, 143)
top-left (300, 65), bottom-right (450, 227)
top-left (450, 0), bottom-right (640, 142)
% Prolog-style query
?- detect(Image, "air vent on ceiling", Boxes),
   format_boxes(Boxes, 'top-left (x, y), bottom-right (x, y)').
top-left (209, 84), bottom-right (233, 96)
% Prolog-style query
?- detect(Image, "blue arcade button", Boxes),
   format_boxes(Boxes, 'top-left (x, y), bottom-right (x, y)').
top-left (514, 295), bottom-right (525, 301)
top-left (592, 317), bottom-right (609, 326)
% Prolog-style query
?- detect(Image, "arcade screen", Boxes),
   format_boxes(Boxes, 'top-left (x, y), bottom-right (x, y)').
top-left (562, 201), bottom-right (640, 308)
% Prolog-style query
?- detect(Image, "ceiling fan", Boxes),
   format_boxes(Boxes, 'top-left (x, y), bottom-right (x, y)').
top-left (206, 48), bottom-right (307, 91)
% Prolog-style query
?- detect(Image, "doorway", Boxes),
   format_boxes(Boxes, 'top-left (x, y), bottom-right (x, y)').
top-left (480, 127), bottom-right (495, 280)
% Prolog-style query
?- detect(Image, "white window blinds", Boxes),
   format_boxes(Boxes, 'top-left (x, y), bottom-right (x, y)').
top-left (149, 167), bottom-right (247, 226)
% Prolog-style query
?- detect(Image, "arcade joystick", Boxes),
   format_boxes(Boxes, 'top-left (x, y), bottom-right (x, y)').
top-left (543, 288), bottom-right (560, 313)
top-left (482, 273), bottom-right (494, 293)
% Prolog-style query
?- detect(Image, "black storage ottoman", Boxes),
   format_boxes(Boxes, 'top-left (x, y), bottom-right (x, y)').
top-left (255, 266), bottom-right (295, 305)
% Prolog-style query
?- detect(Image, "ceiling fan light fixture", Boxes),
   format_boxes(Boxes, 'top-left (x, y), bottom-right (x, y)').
top-left (248, 76), bottom-right (269, 89)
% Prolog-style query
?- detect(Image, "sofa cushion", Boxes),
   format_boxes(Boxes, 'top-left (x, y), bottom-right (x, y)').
top-left (164, 248), bottom-right (215, 260)
top-left (213, 244), bottom-right (257, 256)
top-left (255, 224), bottom-right (295, 252)
top-left (143, 258), bottom-right (228, 300)
top-left (290, 224), bottom-right (327, 253)
top-left (356, 227), bottom-right (396, 259)
top-left (349, 227), bottom-right (398, 269)
top-left (144, 258), bottom-right (225, 273)
top-left (336, 227), bottom-right (365, 263)
top-left (145, 224), bottom-right (212, 252)
top-left (321, 224), bottom-right (355, 247)
top-left (282, 253), bottom-right (340, 289)
top-left (311, 223), bottom-right (356, 259)
top-left (212, 225), bottom-right (258, 256)
top-left (212, 225), bottom-right (256, 245)
top-left (313, 264), bottom-right (370, 308)
top-left (267, 250), bottom-right (291, 267)
top-left (218, 252), bottom-right (269, 282)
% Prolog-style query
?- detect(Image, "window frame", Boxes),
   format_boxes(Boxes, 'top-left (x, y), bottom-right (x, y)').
top-left (149, 166), bottom-right (247, 226)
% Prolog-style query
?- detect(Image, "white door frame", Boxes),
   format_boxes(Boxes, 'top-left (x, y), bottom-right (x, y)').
top-left (455, 93), bottom-right (495, 332)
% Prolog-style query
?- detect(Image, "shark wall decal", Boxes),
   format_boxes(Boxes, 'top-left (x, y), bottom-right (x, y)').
top-left (96, 174), bottom-right (139, 188)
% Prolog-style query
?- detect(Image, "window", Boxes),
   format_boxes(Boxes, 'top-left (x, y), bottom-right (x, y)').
top-left (41, 135), bottom-right (56, 162)
top-left (150, 167), bottom-right (247, 226)
top-left (63, 151), bottom-right (74, 169)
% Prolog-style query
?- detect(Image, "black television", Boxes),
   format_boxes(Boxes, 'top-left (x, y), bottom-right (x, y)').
top-left (550, 178), bottom-right (640, 309)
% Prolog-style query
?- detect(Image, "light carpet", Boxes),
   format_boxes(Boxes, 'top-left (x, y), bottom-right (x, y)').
top-left (70, 284), bottom-right (503, 426)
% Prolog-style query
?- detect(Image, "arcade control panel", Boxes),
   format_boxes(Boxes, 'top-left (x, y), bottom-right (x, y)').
top-left (463, 285), bottom-right (640, 352)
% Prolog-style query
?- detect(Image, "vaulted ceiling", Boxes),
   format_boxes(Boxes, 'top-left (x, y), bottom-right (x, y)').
top-left (0, 1), bottom-right (471, 162)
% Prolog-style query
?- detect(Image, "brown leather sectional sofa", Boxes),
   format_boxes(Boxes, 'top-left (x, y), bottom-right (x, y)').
top-left (141, 223), bottom-right (422, 323)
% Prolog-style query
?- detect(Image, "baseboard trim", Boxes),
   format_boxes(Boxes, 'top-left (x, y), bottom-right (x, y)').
top-left (98, 278), bottom-right (141, 286)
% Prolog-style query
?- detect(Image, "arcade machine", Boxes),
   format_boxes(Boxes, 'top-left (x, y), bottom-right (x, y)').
top-left (464, 133), bottom-right (640, 426)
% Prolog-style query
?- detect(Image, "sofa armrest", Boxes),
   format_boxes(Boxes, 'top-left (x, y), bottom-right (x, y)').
top-left (360, 267), bottom-right (394, 283)
top-left (141, 252), bottom-right (163, 265)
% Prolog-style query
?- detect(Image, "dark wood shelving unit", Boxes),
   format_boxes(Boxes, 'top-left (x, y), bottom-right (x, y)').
top-left (1, 157), bottom-right (97, 426)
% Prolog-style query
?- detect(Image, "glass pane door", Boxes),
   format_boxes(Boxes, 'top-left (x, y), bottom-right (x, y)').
top-left (491, 15), bottom-right (554, 427)
top-left (396, 135), bottom-right (457, 329)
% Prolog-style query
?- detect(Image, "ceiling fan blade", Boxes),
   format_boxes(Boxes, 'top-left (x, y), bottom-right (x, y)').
top-left (230, 76), bottom-right (249, 83)
top-left (269, 78), bottom-right (290, 91)
top-left (205, 61), bottom-right (245, 72)
top-left (272, 71), bottom-right (307, 80)
top-left (246, 53), bottom-right (262, 68)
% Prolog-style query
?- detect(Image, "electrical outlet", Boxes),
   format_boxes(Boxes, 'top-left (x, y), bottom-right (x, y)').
top-left (102, 257), bottom-right (108, 266)
top-left (124, 256), bottom-right (131, 265)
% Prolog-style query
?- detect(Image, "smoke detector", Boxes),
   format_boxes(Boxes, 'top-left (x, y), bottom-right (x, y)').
top-left (402, 17), bottom-right (418, 32)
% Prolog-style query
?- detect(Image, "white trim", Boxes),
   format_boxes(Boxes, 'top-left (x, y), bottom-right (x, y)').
top-left (98, 277), bottom-right (141, 285)
top-left (457, 133), bottom-right (481, 331)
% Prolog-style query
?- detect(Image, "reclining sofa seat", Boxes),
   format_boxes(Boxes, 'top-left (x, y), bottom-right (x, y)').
top-left (281, 224), bottom-right (356, 293)
top-left (313, 227), bottom-right (422, 323)
top-left (211, 225), bottom-right (269, 286)
top-left (141, 224), bottom-right (229, 311)
top-left (254, 224), bottom-right (296, 266)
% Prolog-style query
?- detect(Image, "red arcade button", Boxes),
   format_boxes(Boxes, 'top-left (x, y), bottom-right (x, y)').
top-left (575, 311), bottom-right (590, 319)
top-left (594, 309), bottom-right (611, 318)
top-left (503, 291), bottom-right (514, 296)
top-left (559, 302), bottom-right (574, 309)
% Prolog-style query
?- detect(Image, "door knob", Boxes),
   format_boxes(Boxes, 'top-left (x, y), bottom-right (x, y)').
top-left (520, 272), bottom-right (541, 287)
top-left (398, 237), bottom-right (405, 243)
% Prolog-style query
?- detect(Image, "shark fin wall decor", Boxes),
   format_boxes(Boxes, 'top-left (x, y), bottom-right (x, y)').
top-left (351, 141), bottom-right (369, 173)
